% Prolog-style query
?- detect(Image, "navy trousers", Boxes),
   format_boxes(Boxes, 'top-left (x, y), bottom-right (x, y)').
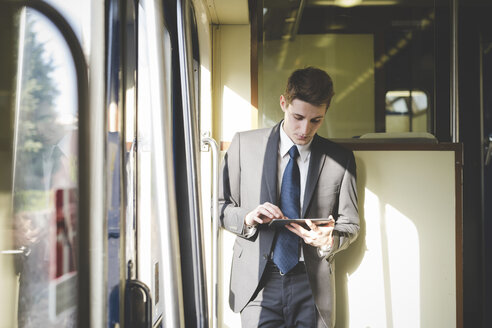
top-left (240, 262), bottom-right (326, 328)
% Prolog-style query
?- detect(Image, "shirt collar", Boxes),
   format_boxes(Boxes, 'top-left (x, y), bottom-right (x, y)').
top-left (279, 121), bottom-right (312, 162)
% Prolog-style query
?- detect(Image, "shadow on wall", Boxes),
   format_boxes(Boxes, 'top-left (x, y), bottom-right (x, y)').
top-left (334, 159), bottom-right (367, 328)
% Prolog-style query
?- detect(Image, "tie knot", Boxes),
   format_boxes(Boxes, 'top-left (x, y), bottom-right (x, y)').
top-left (288, 145), bottom-right (299, 160)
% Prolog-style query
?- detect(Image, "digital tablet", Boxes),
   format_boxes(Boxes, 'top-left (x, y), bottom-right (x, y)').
top-left (268, 218), bottom-right (334, 228)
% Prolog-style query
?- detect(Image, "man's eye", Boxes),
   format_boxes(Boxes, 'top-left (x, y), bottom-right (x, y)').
top-left (294, 116), bottom-right (303, 121)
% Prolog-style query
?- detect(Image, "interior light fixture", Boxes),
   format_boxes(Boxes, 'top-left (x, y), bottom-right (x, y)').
top-left (334, 0), bottom-right (363, 7)
top-left (310, 0), bottom-right (399, 6)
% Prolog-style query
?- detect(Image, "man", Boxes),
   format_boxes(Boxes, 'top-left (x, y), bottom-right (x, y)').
top-left (219, 67), bottom-right (359, 327)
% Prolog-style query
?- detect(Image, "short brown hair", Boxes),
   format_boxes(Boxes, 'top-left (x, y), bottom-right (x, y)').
top-left (284, 67), bottom-right (335, 109)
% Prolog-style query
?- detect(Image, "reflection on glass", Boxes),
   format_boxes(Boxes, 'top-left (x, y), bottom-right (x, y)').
top-left (260, 1), bottom-right (436, 138)
top-left (135, 4), bottom-right (173, 321)
top-left (385, 90), bottom-right (428, 132)
top-left (11, 8), bottom-right (78, 327)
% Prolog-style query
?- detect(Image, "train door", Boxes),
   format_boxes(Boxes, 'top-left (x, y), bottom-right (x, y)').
top-left (120, 0), bottom-right (209, 327)
top-left (119, 0), bottom-right (199, 326)
top-left (107, 0), bottom-right (210, 325)
top-left (0, 0), bottom-right (209, 327)
top-left (0, 1), bottom-right (87, 327)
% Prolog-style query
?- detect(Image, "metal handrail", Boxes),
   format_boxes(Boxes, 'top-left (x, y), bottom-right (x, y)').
top-left (1, 246), bottom-right (31, 256)
top-left (201, 135), bottom-right (219, 328)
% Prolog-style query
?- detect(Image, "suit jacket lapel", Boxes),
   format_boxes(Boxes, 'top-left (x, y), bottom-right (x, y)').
top-left (302, 135), bottom-right (326, 218)
top-left (259, 123), bottom-right (281, 256)
top-left (260, 122), bottom-right (281, 205)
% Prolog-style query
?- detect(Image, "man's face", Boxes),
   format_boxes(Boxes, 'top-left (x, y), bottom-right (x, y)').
top-left (280, 95), bottom-right (326, 145)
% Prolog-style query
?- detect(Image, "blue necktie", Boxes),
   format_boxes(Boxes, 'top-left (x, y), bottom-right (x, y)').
top-left (273, 145), bottom-right (300, 274)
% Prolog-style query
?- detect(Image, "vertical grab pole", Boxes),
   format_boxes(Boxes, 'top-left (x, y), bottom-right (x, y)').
top-left (201, 135), bottom-right (219, 328)
top-left (451, 0), bottom-right (459, 142)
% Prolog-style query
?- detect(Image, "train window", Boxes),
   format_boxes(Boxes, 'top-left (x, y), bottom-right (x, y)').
top-left (385, 90), bottom-right (428, 132)
top-left (0, 6), bottom-right (78, 327)
top-left (259, 0), bottom-right (440, 139)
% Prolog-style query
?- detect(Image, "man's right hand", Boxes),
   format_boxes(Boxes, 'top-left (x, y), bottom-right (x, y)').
top-left (245, 202), bottom-right (284, 226)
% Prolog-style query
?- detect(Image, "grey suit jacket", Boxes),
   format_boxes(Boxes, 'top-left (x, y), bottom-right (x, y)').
top-left (219, 122), bottom-right (359, 327)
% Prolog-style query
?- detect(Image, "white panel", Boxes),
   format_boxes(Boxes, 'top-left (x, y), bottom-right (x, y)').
top-left (335, 150), bottom-right (457, 328)
top-left (216, 149), bottom-right (458, 327)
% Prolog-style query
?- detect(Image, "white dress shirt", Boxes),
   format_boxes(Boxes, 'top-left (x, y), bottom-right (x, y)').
top-left (278, 122), bottom-right (312, 211)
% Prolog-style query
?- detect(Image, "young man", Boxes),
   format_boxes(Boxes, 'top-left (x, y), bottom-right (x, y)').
top-left (219, 67), bottom-right (359, 328)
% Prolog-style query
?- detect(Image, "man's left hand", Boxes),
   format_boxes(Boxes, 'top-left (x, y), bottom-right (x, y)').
top-left (286, 215), bottom-right (335, 248)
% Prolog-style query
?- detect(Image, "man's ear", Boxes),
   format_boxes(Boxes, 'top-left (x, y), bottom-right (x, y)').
top-left (280, 95), bottom-right (287, 112)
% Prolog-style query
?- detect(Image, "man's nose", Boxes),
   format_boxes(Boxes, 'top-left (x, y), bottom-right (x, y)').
top-left (300, 121), bottom-right (310, 134)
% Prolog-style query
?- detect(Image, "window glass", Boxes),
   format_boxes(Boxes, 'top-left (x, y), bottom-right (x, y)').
top-left (260, 0), bottom-right (437, 138)
top-left (2, 7), bottom-right (78, 327)
top-left (385, 90), bottom-right (428, 132)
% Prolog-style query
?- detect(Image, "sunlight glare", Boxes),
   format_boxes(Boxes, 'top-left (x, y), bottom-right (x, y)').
top-left (385, 204), bottom-right (420, 327)
top-left (222, 86), bottom-right (253, 141)
top-left (348, 188), bottom-right (387, 327)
